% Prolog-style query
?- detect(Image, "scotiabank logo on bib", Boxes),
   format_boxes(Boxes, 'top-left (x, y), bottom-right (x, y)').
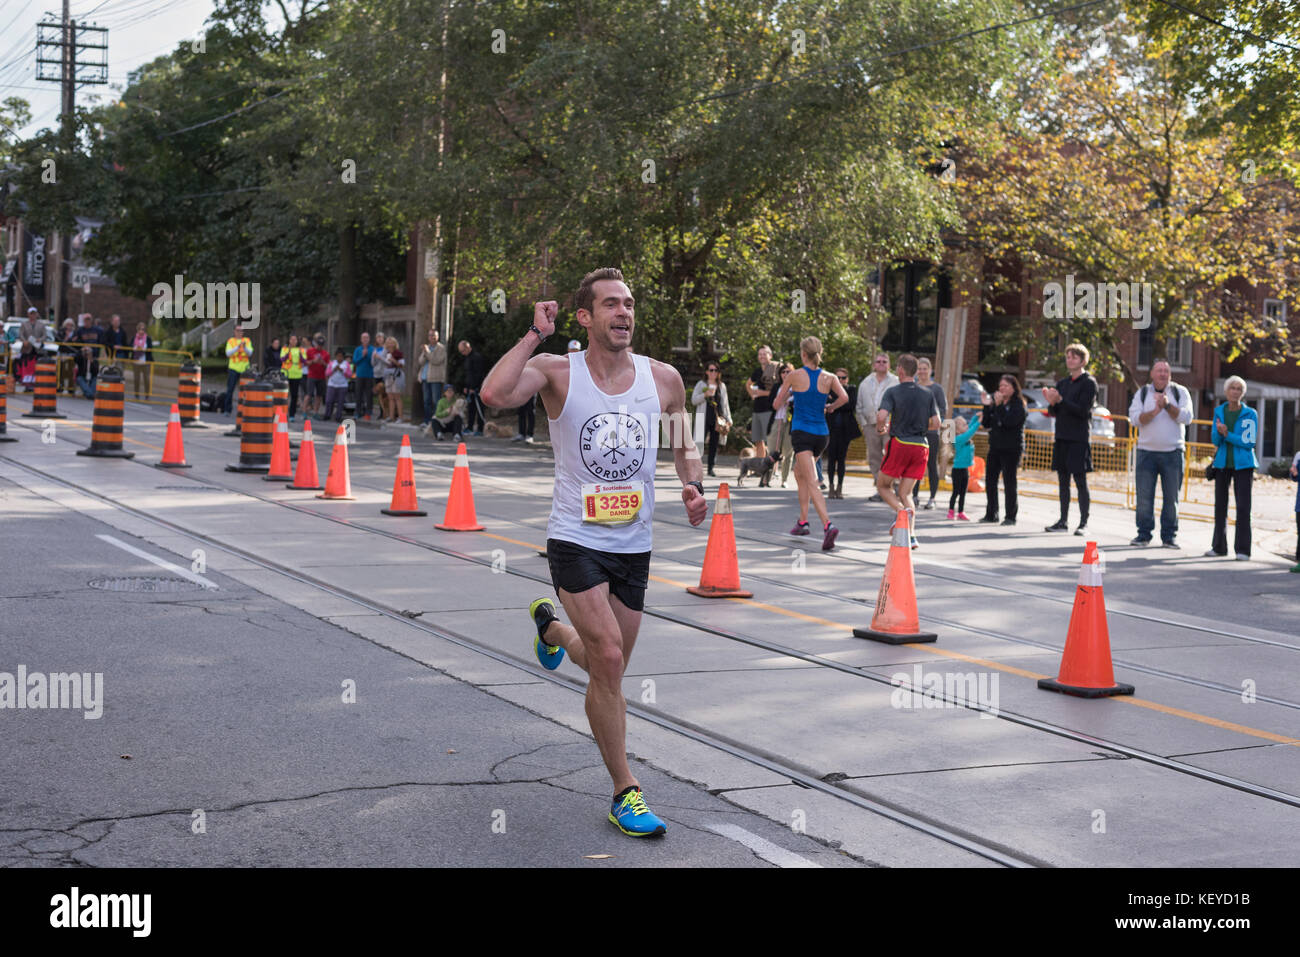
top-left (580, 412), bottom-right (646, 481)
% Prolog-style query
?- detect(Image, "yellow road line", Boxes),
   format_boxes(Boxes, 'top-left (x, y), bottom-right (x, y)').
top-left (477, 527), bottom-right (1300, 746)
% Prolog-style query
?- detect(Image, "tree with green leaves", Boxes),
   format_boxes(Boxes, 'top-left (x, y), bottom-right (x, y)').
top-left (957, 31), bottom-right (1298, 382)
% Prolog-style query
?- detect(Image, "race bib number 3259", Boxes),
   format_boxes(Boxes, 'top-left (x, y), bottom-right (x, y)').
top-left (581, 482), bottom-right (644, 525)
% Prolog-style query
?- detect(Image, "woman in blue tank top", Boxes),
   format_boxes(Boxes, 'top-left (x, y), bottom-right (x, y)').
top-left (771, 336), bottom-right (850, 550)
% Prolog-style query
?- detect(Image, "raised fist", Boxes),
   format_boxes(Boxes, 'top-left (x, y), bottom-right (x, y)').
top-left (533, 301), bottom-right (559, 338)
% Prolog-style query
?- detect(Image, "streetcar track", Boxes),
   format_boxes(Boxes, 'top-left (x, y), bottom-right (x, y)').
top-left (9, 426), bottom-right (1300, 818)
top-left (7, 420), bottom-right (1300, 868)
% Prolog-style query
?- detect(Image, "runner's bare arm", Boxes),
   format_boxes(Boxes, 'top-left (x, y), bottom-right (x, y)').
top-left (772, 380), bottom-right (791, 412)
top-left (655, 362), bottom-right (707, 527)
top-left (480, 302), bottom-right (559, 409)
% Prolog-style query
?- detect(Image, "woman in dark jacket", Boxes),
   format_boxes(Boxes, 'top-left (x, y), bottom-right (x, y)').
top-left (978, 374), bottom-right (1027, 525)
top-left (825, 368), bottom-right (861, 498)
top-left (263, 338), bottom-right (283, 375)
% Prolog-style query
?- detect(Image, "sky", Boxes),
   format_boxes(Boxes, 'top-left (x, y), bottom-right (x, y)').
top-left (0, 0), bottom-right (219, 139)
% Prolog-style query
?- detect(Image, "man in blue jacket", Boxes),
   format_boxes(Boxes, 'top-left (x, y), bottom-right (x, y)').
top-left (353, 332), bottom-right (378, 420)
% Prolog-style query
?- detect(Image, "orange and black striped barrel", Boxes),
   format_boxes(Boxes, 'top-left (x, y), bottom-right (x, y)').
top-left (266, 370), bottom-right (289, 421)
top-left (22, 356), bottom-right (67, 419)
top-left (224, 367), bottom-right (259, 437)
top-left (0, 373), bottom-right (18, 443)
top-left (178, 361), bottom-right (202, 427)
top-left (76, 366), bottom-right (135, 459)
top-left (226, 375), bottom-right (274, 472)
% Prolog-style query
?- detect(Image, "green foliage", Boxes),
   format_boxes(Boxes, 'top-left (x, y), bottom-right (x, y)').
top-left (958, 28), bottom-right (1299, 382)
top-left (1134, 0), bottom-right (1300, 168)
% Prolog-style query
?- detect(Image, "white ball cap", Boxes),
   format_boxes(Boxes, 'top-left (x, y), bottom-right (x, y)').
top-left (567, 339), bottom-right (582, 352)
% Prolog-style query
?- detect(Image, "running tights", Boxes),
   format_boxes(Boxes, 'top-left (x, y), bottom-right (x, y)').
top-left (1057, 470), bottom-right (1090, 523)
top-left (925, 431), bottom-right (941, 501)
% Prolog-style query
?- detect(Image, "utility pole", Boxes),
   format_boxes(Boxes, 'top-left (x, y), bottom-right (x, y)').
top-left (34, 2), bottom-right (107, 324)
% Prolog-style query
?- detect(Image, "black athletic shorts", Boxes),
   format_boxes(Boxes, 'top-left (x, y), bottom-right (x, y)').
top-left (546, 538), bottom-right (651, 612)
top-left (790, 429), bottom-right (828, 457)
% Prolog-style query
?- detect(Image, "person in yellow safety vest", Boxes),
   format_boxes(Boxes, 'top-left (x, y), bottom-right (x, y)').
top-left (224, 321), bottom-right (253, 416)
top-left (280, 333), bottom-right (308, 421)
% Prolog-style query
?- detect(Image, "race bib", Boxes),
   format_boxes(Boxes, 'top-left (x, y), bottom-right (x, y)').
top-left (581, 481), bottom-right (645, 525)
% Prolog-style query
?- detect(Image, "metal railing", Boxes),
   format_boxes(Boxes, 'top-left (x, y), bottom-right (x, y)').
top-left (845, 406), bottom-right (1247, 520)
top-left (3, 342), bottom-right (194, 406)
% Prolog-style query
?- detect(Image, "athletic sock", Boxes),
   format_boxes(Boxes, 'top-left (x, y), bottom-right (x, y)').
top-left (533, 602), bottom-right (558, 641)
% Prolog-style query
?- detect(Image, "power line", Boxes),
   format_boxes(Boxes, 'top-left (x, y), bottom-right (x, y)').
top-left (1149, 0), bottom-right (1300, 53)
top-left (157, 86), bottom-right (291, 137)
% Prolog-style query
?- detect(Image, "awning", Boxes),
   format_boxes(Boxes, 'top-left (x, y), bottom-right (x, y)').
top-left (1215, 378), bottom-right (1300, 401)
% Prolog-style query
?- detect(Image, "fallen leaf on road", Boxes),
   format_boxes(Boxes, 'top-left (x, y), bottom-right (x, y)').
top-left (119, 754), bottom-right (132, 760)
top-left (447, 749), bottom-right (456, 753)
top-left (583, 854), bottom-right (613, 860)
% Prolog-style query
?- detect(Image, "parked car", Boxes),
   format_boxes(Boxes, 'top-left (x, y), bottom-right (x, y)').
top-left (1022, 387), bottom-right (1117, 455)
top-left (2, 319), bottom-right (59, 356)
top-left (954, 375), bottom-right (989, 409)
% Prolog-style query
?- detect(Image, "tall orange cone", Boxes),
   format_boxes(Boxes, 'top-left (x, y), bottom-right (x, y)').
top-left (154, 403), bottom-right (191, 468)
top-left (435, 442), bottom-right (484, 531)
top-left (381, 434), bottom-right (427, 516)
top-left (287, 419), bottom-right (323, 490)
top-left (263, 408), bottom-right (294, 482)
top-left (1038, 543), bottom-right (1134, 698)
top-left (853, 509), bottom-right (937, 644)
top-left (687, 484), bottom-right (752, 598)
top-left (316, 424), bottom-right (356, 500)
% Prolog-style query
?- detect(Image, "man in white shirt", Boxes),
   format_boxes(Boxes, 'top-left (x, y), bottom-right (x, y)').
top-left (1128, 359), bottom-right (1194, 547)
top-left (855, 351), bottom-right (899, 501)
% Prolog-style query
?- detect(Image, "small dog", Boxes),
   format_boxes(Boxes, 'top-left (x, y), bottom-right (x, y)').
top-left (737, 450), bottom-right (776, 487)
top-left (484, 421), bottom-right (513, 438)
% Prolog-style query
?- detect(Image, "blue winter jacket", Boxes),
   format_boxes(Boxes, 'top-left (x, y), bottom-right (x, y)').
top-left (1210, 402), bottom-right (1259, 471)
top-left (952, 418), bottom-right (982, 470)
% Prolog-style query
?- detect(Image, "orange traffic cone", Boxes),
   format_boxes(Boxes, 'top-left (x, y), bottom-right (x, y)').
top-left (435, 442), bottom-right (484, 531)
top-left (316, 424), bottom-right (356, 500)
top-left (154, 403), bottom-right (191, 469)
top-left (263, 408), bottom-right (294, 482)
top-left (687, 484), bottom-right (752, 598)
top-left (287, 419), bottom-right (323, 490)
top-left (853, 509), bottom-right (937, 644)
top-left (1038, 543), bottom-right (1134, 698)
top-left (381, 434), bottom-right (427, 516)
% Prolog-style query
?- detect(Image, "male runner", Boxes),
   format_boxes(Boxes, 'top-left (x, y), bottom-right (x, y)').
top-left (480, 267), bottom-right (708, 837)
top-left (875, 353), bottom-right (941, 548)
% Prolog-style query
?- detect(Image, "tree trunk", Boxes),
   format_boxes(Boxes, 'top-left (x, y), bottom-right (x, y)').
top-left (338, 223), bottom-right (358, 347)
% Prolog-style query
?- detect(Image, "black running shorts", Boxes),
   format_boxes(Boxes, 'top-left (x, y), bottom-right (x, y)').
top-left (790, 429), bottom-right (829, 457)
top-left (546, 538), bottom-right (651, 612)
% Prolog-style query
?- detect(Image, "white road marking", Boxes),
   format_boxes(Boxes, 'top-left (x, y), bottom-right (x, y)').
top-left (95, 534), bottom-right (218, 590)
top-left (706, 823), bottom-right (821, 868)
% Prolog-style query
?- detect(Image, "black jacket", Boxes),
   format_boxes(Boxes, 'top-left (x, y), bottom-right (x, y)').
top-left (463, 349), bottom-right (487, 391)
top-left (828, 384), bottom-right (862, 442)
top-left (982, 396), bottom-right (1027, 451)
top-left (1049, 373), bottom-right (1097, 444)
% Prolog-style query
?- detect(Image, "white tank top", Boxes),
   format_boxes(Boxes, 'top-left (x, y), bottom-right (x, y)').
top-left (547, 351), bottom-right (659, 553)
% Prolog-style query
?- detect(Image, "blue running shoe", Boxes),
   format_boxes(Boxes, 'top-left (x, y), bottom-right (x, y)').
top-left (609, 787), bottom-right (667, 837)
top-left (529, 597), bottom-right (564, 670)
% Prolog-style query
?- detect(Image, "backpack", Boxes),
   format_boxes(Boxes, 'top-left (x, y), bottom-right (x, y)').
top-left (1139, 383), bottom-right (1182, 406)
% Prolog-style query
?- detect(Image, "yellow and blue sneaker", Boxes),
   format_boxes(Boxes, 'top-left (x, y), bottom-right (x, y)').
top-left (609, 786), bottom-right (667, 837)
top-left (529, 597), bottom-right (564, 670)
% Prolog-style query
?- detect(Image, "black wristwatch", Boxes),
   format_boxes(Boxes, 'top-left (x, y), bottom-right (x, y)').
top-left (685, 480), bottom-right (705, 497)
top-left (528, 323), bottom-right (548, 343)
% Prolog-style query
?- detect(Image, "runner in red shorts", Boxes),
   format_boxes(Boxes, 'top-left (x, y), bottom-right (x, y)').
top-left (876, 354), bottom-right (941, 545)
